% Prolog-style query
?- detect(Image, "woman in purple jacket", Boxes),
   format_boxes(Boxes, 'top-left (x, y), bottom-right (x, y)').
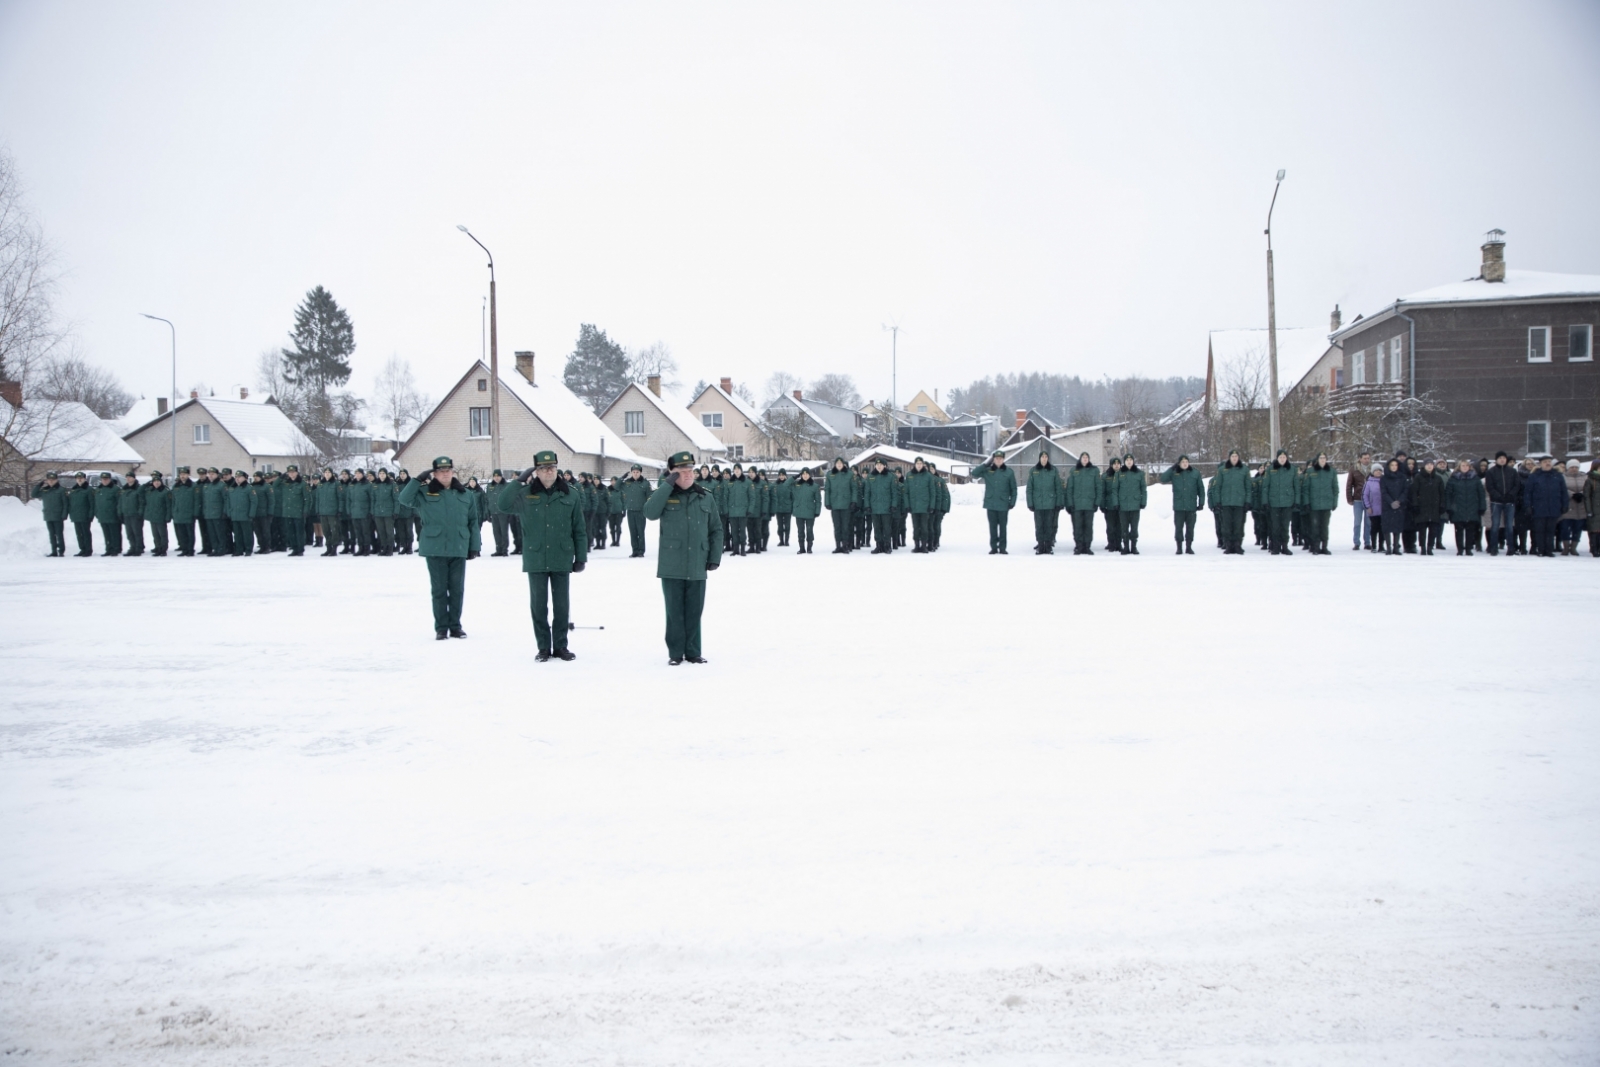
top-left (1361, 462), bottom-right (1384, 553)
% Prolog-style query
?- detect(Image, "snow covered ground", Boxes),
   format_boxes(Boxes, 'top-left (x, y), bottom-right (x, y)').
top-left (2, 491), bottom-right (1597, 1064)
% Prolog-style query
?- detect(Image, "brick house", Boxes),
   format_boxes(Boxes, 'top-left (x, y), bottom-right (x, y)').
top-left (687, 378), bottom-right (769, 460)
top-left (599, 376), bottom-right (727, 467)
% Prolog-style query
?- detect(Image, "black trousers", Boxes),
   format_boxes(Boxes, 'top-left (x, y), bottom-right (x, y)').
top-left (912, 512), bottom-right (931, 548)
top-left (1531, 515), bottom-right (1559, 555)
top-left (174, 519), bottom-right (195, 555)
top-left (100, 520), bottom-right (122, 554)
top-left (374, 516), bottom-right (395, 554)
top-left (528, 571), bottom-right (570, 653)
top-left (254, 514), bottom-right (274, 553)
top-left (282, 516), bottom-right (305, 555)
top-left (1310, 509), bottom-right (1331, 550)
top-left (1103, 510), bottom-right (1121, 550)
top-left (609, 514), bottom-right (623, 544)
top-left (776, 513), bottom-right (791, 544)
top-left (232, 519), bottom-right (253, 554)
top-left (395, 514), bottom-right (414, 553)
top-left (746, 516), bottom-right (761, 551)
top-left (149, 520), bottom-right (169, 555)
top-left (932, 511), bottom-right (945, 548)
top-left (796, 517), bottom-right (814, 548)
top-left (45, 519), bottom-right (65, 555)
top-left (1174, 510), bottom-right (1196, 545)
top-left (426, 556), bottom-right (466, 630)
top-left (1218, 506), bottom-right (1245, 551)
top-left (661, 577), bottom-right (706, 660)
top-left (352, 517), bottom-right (374, 554)
top-left (206, 518), bottom-right (229, 555)
top-left (1121, 511), bottom-right (1141, 549)
top-left (1070, 509), bottom-right (1095, 551)
top-left (830, 509), bottom-right (850, 549)
top-left (491, 513), bottom-right (511, 553)
top-left (758, 516), bottom-right (771, 550)
top-left (872, 513), bottom-right (893, 551)
top-left (508, 514), bottom-right (523, 552)
top-left (73, 519), bottom-right (94, 554)
top-left (122, 517), bottom-right (145, 554)
top-left (986, 509), bottom-right (1008, 551)
top-left (1251, 509), bottom-right (1267, 545)
top-left (1268, 506), bottom-right (1292, 552)
top-left (628, 510), bottom-right (646, 554)
top-left (1033, 508), bottom-right (1059, 549)
top-left (320, 514), bottom-right (342, 553)
top-left (197, 516), bottom-right (212, 554)
top-left (1453, 521), bottom-right (1481, 552)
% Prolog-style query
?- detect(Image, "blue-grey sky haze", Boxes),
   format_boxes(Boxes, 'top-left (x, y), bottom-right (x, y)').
top-left (2, 0), bottom-right (1597, 413)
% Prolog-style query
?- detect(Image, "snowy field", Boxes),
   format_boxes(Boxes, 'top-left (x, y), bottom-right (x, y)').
top-left (1, 489), bottom-right (1597, 1065)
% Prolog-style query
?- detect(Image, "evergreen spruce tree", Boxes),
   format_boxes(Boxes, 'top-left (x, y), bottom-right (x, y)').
top-left (282, 286), bottom-right (355, 394)
top-left (563, 324), bottom-right (630, 411)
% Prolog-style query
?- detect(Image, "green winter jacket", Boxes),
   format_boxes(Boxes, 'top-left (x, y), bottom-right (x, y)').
top-left (224, 481), bottom-right (255, 521)
top-left (1211, 461), bottom-right (1251, 507)
top-left (1025, 463), bottom-right (1065, 511)
top-left (142, 483), bottom-right (172, 523)
top-left (66, 482), bottom-right (97, 522)
top-left (118, 482), bottom-right (145, 519)
top-left (398, 476), bottom-right (482, 558)
top-left (169, 479), bottom-right (201, 522)
top-left (32, 481), bottom-right (67, 521)
top-left (722, 475), bottom-right (753, 518)
top-left (369, 477), bottom-right (397, 517)
top-left (644, 477), bottom-right (723, 580)
top-left (1303, 465), bottom-right (1340, 510)
top-left (1159, 462), bottom-right (1206, 512)
top-left (93, 483), bottom-right (122, 522)
top-left (1064, 463), bottom-right (1101, 511)
top-left (1101, 467), bottom-right (1122, 511)
top-left (621, 475), bottom-right (653, 510)
top-left (903, 468), bottom-right (936, 514)
top-left (864, 469), bottom-right (896, 515)
top-left (1261, 462), bottom-right (1298, 507)
top-left (345, 479), bottom-right (372, 519)
top-left (789, 477), bottom-right (822, 519)
top-left (824, 467), bottom-right (856, 512)
top-left (770, 476), bottom-right (794, 514)
top-left (971, 462), bottom-right (1018, 511)
top-left (314, 478), bottom-right (342, 516)
top-left (276, 475), bottom-right (310, 519)
top-left (1115, 466), bottom-right (1148, 511)
top-left (498, 477), bottom-right (587, 574)
top-left (935, 475), bottom-right (951, 513)
top-left (1443, 472), bottom-right (1488, 524)
top-left (199, 478), bottom-right (228, 519)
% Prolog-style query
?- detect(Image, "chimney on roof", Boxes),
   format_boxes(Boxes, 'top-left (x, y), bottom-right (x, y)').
top-left (793, 389), bottom-right (803, 401)
top-left (720, 377), bottom-right (733, 394)
top-left (1481, 229), bottom-right (1506, 283)
top-left (1330, 304), bottom-right (1342, 332)
top-left (190, 389), bottom-right (199, 399)
top-left (1015, 409), bottom-right (1027, 430)
top-left (647, 374), bottom-right (661, 397)
top-left (157, 397), bottom-right (168, 416)
top-left (514, 350), bottom-right (535, 384)
top-left (239, 387), bottom-right (248, 400)
top-left (0, 380), bottom-right (21, 408)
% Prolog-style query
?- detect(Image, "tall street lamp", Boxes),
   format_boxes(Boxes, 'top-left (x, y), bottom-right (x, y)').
top-left (457, 225), bottom-right (500, 473)
top-left (882, 323), bottom-right (899, 445)
top-left (1264, 168), bottom-right (1286, 456)
top-left (140, 313), bottom-right (176, 476)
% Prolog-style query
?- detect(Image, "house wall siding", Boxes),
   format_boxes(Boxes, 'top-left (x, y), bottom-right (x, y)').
top-left (124, 405), bottom-right (302, 473)
top-left (600, 385), bottom-right (702, 464)
top-left (688, 391), bottom-right (768, 458)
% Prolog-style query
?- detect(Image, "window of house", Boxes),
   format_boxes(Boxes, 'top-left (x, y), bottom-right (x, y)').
top-left (702, 412), bottom-right (723, 429)
top-left (1528, 326), bottom-right (1550, 363)
top-left (262, 464), bottom-right (274, 474)
top-left (730, 444), bottom-right (744, 458)
top-left (624, 411), bottom-right (644, 435)
top-left (1375, 341), bottom-right (1386, 384)
top-left (1332, 368), bottom-right (1344, 390)
top-left (1570, 324), bottom-right (1593, 362)
top-left (469, 407), bottom-right (491, 437)
top-left (917, 405), bottom-right (927, 414)
top-left (1527, 420), bottom-right (1550, 456)
top-left (193, 423), bottom-right (210, 445)
top-left (1389, 335), bottom-right (1405, 382)
top-left (1351, 350), bottom-right (1365, 385)
top-left (1568, 420), bottom-right (1591, 456)
top-left (477, 378), bottom-right (488, 391)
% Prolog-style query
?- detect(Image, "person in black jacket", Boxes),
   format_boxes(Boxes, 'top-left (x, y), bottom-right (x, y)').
top-left (1408, 458), bottom-right (1446, 555)
top-left (1378, 459), bottom-right (1409, 555)
top-left (1484, 451), bottom-right (1521, 555)
top-left (1523, 456), bottom-right (1569, 557)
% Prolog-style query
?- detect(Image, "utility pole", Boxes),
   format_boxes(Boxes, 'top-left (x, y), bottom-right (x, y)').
top-left (140, 314), bottom-right (176, 476)
top-left (1264, 169), bottom-right (1285, 456)
top-left (882, 323), bottom-right (899, 446)
top-left (458, 226), bottom-right (500, 472)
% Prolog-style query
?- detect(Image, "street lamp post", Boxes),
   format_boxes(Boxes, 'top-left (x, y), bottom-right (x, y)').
top-left (457, 225), bottom-right (500, 473)
top-left (1264, 168), bottom-right (1286, 456)
top-left (140, 314), bottom-right (176, 475)
top-left (882, 323), bottom-right (899, 445)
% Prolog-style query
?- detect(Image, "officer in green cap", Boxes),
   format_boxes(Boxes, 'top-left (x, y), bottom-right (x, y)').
top-left (397, 456), bottom-right (481, 639)
top-left (969, 448), bottom-right (1017, 554)
top-left (66, 471), bottom-right (96, 556)
top-left (142, 470), bottom-right (172, 556)
top-left (118, 471), bottom-right (146, 556)
top-left (170, 467), bottom-right (200, 556)
top-left (620, 463), bottom-right (652, 557)
top-left (200, 466), bottom-right (228, 555)
top-left (499, 450), bottom-right (586, 661)
top-left (277, 465), bottom-right (310, 556)
top-left (31, 470), bottom-right (67, 556)
top-left (644, 450), bottom-right (722, 665)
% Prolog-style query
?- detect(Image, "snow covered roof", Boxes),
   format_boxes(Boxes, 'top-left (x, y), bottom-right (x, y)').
top-left (2, 398), bottom-right (147, 466)
top-left (195, 397), bottom-right (312, 456)
top-left (1330, 269), bottom-right (1600, 343)
top-left (1208, 328), bottom-right (1332, 404)
top-left (108, 396), bottom-right (164, 436)
top-left (498, 367), bottom-right (660, 467)
top-left (608, 383), bottom-right (726, 453)
top-left (848, 444), bottom-right (947, 467)
top-left (694, 383), bottom-right (764, 425)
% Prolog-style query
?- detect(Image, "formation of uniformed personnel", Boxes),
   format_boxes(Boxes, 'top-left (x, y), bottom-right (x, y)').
top-left (397, 456), bottom-right (481, 639)
top-left (645, 450), bottom-right (722, 664)
top-left (118, 471), bottom-right (147, 556)
top-left (969, 449), bottom-right (1017, 554)
top-left (66, 471), bottom-right (96, 556)
top-left (790, 467), bottom-right (820, 552)
top-left (1064, 453), bottom-right (1101, 555)
top-left (31, 471), bottom-right (67, 556)
top-left (1024, 450), bottom-right (1063, 554)
top-left (170, 467), bottom-right (200, 556)
top-left (621, 464), bottom-right (652, 556)
top-left (824, 457), bottom-right (855, 553)
top-left (141, 471), bottom-right (171, 556)
top-left (499, 450), bottom-right (586, 661)
top-left (1159, 455), bottom-right (1205, 555)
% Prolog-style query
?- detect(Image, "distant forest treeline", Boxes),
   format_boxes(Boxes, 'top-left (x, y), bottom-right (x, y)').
top-left (945, 373), bottom-right (1206, 427)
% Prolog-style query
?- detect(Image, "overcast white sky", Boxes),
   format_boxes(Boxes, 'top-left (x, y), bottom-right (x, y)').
top-left (2, 0), bottom-right (1598, 415)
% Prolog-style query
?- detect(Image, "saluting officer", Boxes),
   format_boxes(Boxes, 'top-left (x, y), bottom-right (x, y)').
top-left (645, 450), bottom-right (722, 666)
top-left (31, 470), bottom-right (67, 557)
top-left (500, 450), bottom-right (587, 661)
top-left (397, 456), bottom-right (481, 640)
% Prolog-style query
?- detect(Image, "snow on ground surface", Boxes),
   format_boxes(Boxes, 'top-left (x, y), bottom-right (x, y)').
top-left (2, 487), bottom-right (1598, 1064)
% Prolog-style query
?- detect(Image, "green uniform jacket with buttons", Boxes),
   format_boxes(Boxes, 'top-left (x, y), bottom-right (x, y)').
top-left (644, 478), bottom-right (723, 580)
top-left (142, 484), bottom-right (172, 523)
top-left (1211, 463), bottom-right (1251, 507)
top-left (395, 478), bottom-right (417, 518)
top-left (609, 486), bottom-right (627, 516)
top-left (224, 481), bottom-right (256, 520)
top-left (276, 476), bottom-right (310, 519)
top-left (824, 469), bottom-right (855, 511)
top-left (1262, 463), bottom-right (1298, 507)
top-left (1159, 465), bottom-right (1206, 512)
top-left (344, 480), bottom-right (372, 519)
top-left (32, 482), bottom-right (67, 521)
top-left (1064, 464), bottom-right (1101, 510)
top-left (398, 476), bottom-right (481, 558)
top-left (93, 483), bottom-right (121, 522)
top-left (971, 462), bottom-right (1018, 511)
top-left (935, 475), bottom-right (951, 513)
top-left (722, 476), bottom-right (753, 518)
top-left (1303, 466), bottom-right (1341, 511)
top-left (863, 470), bottom-right (896, 515)
top-left (1115, 467), bottom-right (1148, 511)
top-left (497, 477), bottom-right (587, 574)
top-left (770, 477), bottom-right (794, 514)
top-left (903, 469), bottom-right (936, 514)
top-left (369, 478), bottom-right (397, 517)
top-left (789, 478), bottom-right (822, 519)
top-left (67, 483), bottom-right (96, 522)
top-left (1025, 464), bottom-right (1065, 511)
top-left (621, 476), bottom-right (652, 511)
top-left (118, 483), bottom-right (145, 519)
top-left (200, 479), bottom-right (228, 520)
top-left (169, 480), bottom-right (200, 522)
top-left (314, 479), bottom-right (341, 515)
